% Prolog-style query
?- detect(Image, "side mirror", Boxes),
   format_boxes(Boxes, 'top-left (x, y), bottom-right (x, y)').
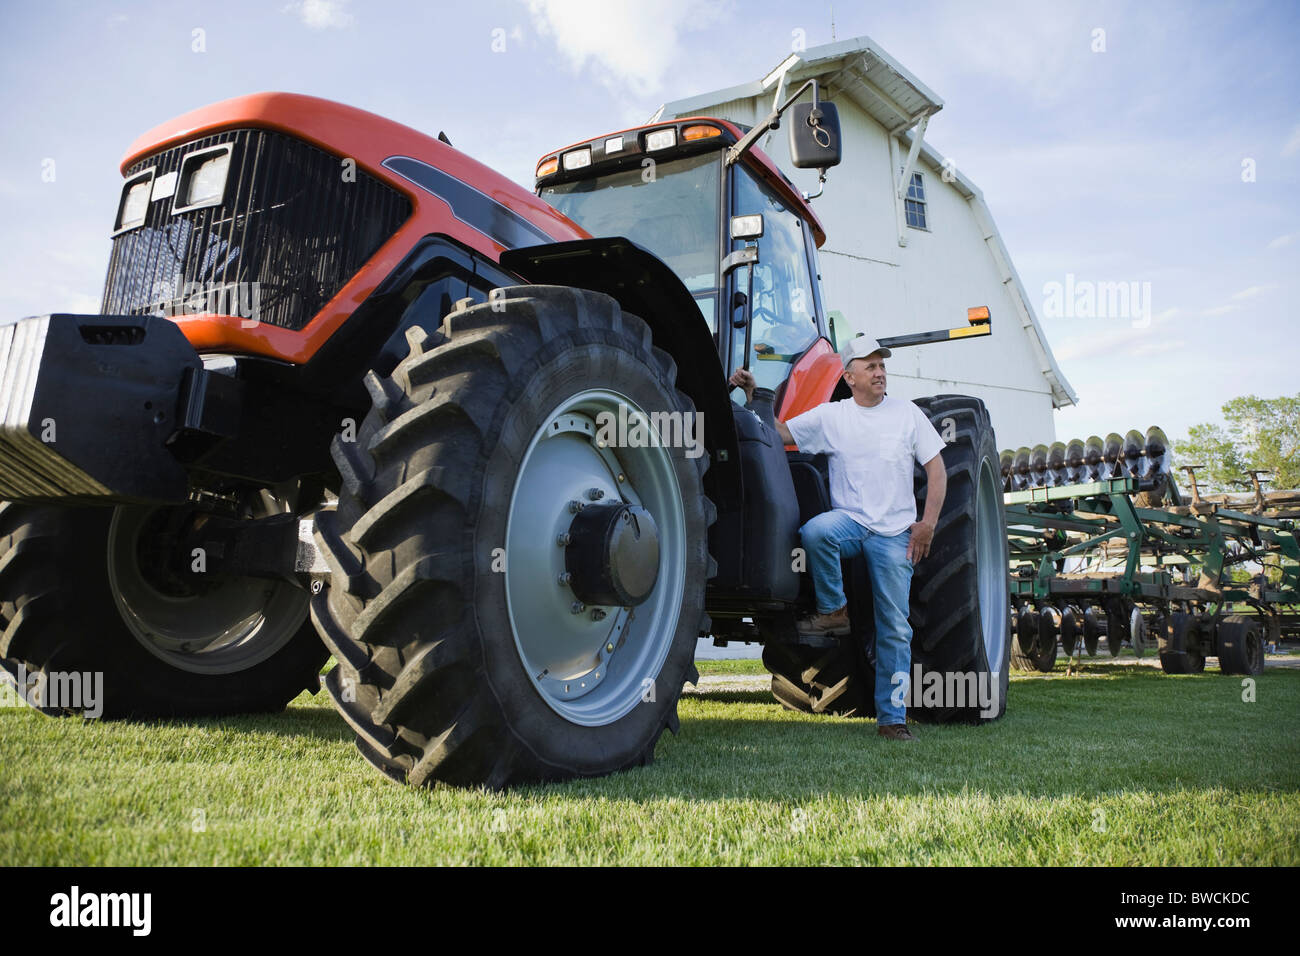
top-left (788, 101), bottom-right (842, 169)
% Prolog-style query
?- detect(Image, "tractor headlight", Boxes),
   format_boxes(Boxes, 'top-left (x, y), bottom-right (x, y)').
top-left (174, 144), bottom-right (233, 213)
top-left (113, 169), bottom-right (154, 235)
top-left (644, 128), bottom-right (677, 151)
top-left (562, 147), bottom-right (592, 171)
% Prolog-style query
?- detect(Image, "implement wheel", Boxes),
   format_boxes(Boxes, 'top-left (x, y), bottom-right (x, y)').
top-left (1217, 615), bottom-right (1264, 676)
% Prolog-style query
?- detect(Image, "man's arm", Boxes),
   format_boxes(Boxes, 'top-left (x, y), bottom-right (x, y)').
top-left (907, 452), bottom-right (947, 563)
top-left (730, 367), bottom-right (796, 445)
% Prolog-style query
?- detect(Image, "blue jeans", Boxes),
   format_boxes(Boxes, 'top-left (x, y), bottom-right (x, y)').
top-left (800, 510), bottom-right (914, 725)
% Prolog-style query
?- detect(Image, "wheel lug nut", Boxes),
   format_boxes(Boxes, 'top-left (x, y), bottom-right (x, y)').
top-left (556, 532), bottom-right (571, 546)
top-left (586, 487), bottom-right (605, 501)
top-left (568, 499), bottom-right (585, 513)
top-left (591, 608), bottom-right (607, 622)
top-left (570, 601), bottom-right (586, 614)
top-left (557, 572), bottom-right (572, 586)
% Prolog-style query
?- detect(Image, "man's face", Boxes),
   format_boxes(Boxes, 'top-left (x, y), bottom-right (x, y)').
top-left (844, 353), bottom-right (887, 401)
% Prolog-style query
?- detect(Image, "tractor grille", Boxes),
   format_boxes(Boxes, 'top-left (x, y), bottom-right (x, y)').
top-left (101, 129), bottom-right (411, 332)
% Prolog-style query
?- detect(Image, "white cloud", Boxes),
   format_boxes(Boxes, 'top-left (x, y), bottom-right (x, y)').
top-left (285, 0), bottom-right (354, 30)
top-left (526, 0), bottom-right (730, 97)
top-left (1201, 304), bottom-right (1237, 317)
top-left (1052, 308), bottom-right (1182, 363)
top-left (1230, 284), bottom-right (1271, 300)
top-left (1267, 232), bottom-right (1296, 249)
top-left (1283, 124), bottom-right (1300, 158)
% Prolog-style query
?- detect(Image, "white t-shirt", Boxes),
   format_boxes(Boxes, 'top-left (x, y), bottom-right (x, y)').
top-left (786, 395), bottom-right (946, 536)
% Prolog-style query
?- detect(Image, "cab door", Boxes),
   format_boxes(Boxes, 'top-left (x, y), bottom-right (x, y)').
top-left (724, 164), bottom-right (824, 403)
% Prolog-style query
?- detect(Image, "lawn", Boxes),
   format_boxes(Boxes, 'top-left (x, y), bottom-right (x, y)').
top-left (2, 659), bottom-right (1296, 865)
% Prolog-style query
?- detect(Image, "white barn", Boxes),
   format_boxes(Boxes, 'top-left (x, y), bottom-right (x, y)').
top-left (654, 36), bottom-right (1076, 451)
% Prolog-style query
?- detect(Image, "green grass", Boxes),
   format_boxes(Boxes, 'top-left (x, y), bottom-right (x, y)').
top-left (2, 664), bottom-right (1297, 865)
top-left (695, 657), bottom-right (766, 676)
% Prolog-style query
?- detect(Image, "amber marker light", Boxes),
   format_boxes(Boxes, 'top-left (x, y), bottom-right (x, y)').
top-left (681, 125), bottom-right (722, 142)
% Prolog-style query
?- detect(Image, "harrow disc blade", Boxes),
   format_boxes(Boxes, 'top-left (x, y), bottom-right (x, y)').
top-left (1082, 606), bottom-right (1102, 656)
top-left (1084, 435), bottom-right (1105, 481)
top-left (1065, 439), bottom-right (1086, 484)
top-left (1036, 606), bottom-right (1060, 670)
top-left (1144, 425), bottom-right (1172, 477)
top-left (1013, 446), bottom-right (1032, 491)
top-left (1047, 441), bottom-right (1068, 486)
top-left (1060, 606), bottom-right (1079, 656)
top-left (1102, 433), bottom-right (1124, 480)
top-left (1130, 607), bottom-right (1147, 658)
top-left (1016, 606), bottom-right (1039, 655)
top-left (1105, 601), bottom-right (1129, 657)
top-left (1123, 429), bottom-right (1145, 480)
top-left (1029, 443), bottom-right (1050, 488)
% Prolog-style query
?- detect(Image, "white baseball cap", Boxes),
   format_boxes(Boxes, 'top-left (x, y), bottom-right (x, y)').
top-left (841, 334), bottom-right (892, 367)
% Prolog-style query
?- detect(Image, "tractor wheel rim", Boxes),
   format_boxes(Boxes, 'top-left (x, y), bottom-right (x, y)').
top-left (107, 503), bottom-right (309, 675)
top-left (976, 453), bottom-right (1008, 676)
top-left (505, 389), bottom-right (686, 726)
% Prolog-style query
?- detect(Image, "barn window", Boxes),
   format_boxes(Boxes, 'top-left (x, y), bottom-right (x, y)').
top-left (904, 172), bottom-right (928, 230)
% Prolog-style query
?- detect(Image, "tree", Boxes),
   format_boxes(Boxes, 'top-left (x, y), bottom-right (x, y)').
top-left (1174, 393), bottom-right (1300, 494)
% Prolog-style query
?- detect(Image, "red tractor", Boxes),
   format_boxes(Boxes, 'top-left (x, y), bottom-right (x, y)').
top-left (0, 84), bottom-right (1009, 787)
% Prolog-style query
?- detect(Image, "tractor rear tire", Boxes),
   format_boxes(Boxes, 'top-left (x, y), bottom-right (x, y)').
top-left (0, 500), bottom-right (326, 718)
top-left (906, 395), bottom-right (1011, 721)
top-left (309, 286), bottom-right (712, 788)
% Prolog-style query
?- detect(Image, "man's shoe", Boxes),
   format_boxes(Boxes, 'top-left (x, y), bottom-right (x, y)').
top-left (877, 723), bottom-right (918, 742)
top-left (797, 604), bottom-right (851, 636)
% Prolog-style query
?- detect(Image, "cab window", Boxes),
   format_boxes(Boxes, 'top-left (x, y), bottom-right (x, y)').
top-left (730, 167), bottom-right (818, 393)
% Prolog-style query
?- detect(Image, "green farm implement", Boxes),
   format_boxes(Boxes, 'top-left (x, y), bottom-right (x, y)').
top-left (1000, 429), bottom-right (1300, 675)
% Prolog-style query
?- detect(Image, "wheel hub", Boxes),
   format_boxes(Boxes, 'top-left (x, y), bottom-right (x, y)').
top-left (565, 503), bottom-right (660, 607)
top-left (107, 489), bottom-right (310, 675)
top-left (504, 389), bottom-right (686, 726)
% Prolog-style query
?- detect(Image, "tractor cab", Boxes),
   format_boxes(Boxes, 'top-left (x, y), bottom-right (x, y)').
top-left (535, 82), bottom-right (843, 402)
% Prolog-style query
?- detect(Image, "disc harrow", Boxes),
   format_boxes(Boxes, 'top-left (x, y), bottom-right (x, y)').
top-left (999, 434), bottom-right (1299, 675)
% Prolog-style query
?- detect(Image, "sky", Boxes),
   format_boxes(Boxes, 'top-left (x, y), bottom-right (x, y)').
top-left (1, 0), bottom-right (1297, 449)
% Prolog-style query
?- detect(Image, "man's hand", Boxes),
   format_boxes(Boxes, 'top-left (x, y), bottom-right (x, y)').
top-left (729, 367), bottom-right (755, 403)
top-left (906, 519), bottom-right (936, 564)
top-left (908, 453), bottom-right (947, 564)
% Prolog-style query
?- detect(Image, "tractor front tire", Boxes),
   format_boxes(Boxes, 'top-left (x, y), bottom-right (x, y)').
top-left (310, 286), bottom-right (712, 788)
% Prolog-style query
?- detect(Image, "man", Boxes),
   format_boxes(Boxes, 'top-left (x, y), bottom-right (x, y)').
top-left (729, 336), bottom-right (947, 741)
